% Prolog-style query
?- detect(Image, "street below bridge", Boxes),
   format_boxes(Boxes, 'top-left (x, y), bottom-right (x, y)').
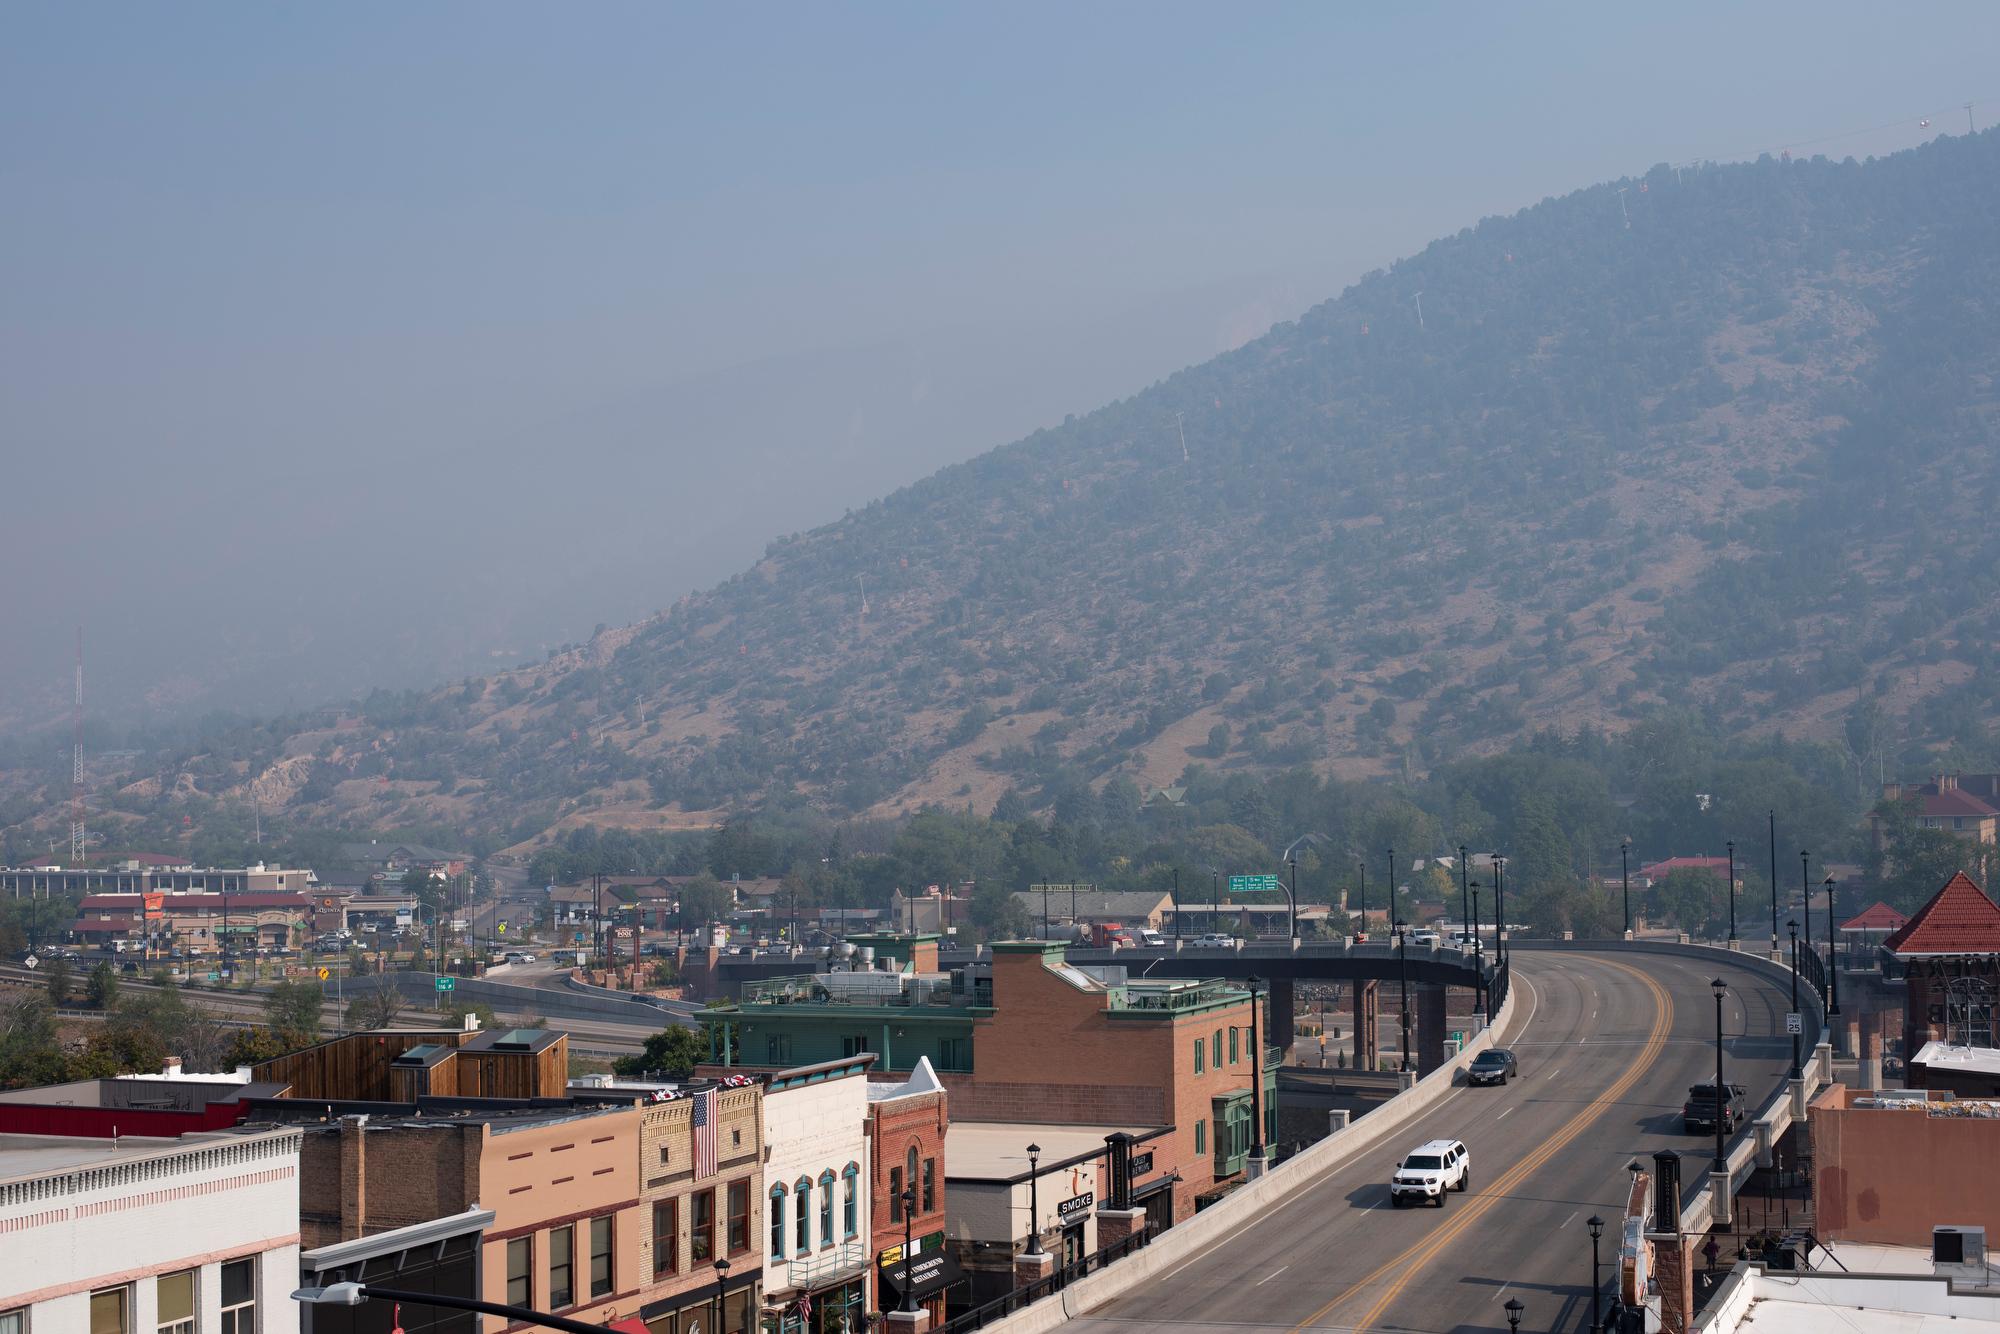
top-left (1066, 948), bottom-right (1795, 1334)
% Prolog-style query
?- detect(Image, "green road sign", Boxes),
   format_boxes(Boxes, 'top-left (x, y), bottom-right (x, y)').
top-left (435, 975), bottom-right (456, 992)
top-left (1230, 874), bottom-right (1282, 894)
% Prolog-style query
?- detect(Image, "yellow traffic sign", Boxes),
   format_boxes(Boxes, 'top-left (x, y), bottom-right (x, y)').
top-left (317, 967), bottom-right (330, 980)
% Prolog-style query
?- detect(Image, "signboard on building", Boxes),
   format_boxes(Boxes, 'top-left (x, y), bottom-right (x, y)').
top-left (1057, 1192), bottom-right (1095, 1226)
top-left (1230, 875), bottom-right (1281, 895)
top-left (1130, 1151), bottom-right (1154, 1177)
top-left (878, 1231), bottom-right (964, 1306)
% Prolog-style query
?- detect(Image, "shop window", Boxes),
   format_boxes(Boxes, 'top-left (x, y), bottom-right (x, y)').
top-left (590, 1216), bottom-right (613, 1299)
top-left (1192, 1039), bottom-right (1203, 1074)
top-left (507, 1237), bottom-right (533, 1306)
top-left (1194, 1119), bottom-right (1206, 1155)
top-left (653, 1199), bottom-right (678, 1277)
top-left (842, 1164), bottom-right (859, 1238)
top-left (818, 1170), bottom-right (834, 1244)
top-left (793, 1177), bottom-right (812, 1252)
top-left (0, 1309), bottom-right (23, 1334)
top-left (922, 1158), bottom-right (936, 1212)
top-left (91, 1288), bottom-right (129, 1334)
top-left (889, 1166), bottom-right (903, 1221)
top-left (768, 1185), bottom-right (786, 1259)
top-left (218, 1260), bottom-right (255, 1334)
top-left (549, 1226), bottom-right (574, 1309)
top-left (157, 1271), bottom-right (195, 1334)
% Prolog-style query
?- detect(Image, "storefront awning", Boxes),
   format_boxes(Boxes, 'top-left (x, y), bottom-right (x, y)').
top-left (878, 1249), bottom-right (967, 1305)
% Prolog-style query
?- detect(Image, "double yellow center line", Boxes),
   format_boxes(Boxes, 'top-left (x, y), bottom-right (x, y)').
top-left (1291, 959), bottom-right (1675, 1332)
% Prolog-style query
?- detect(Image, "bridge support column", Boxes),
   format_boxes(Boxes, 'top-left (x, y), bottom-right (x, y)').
top-left (1353, 980), bottom-right (1379, 1071)
top-left (1859, 1008), bottom-right (1882, 1091)
top-left (1267, 978), bottom-right (1296, 1055)
top-left (1754, 1119), bottom-right (1774, 1169)
top-left (1416, 983), bottom-right (1447, 1077)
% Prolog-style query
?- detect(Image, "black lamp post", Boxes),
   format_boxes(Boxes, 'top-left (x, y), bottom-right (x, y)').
top-left (1173, 868), bottom-right (1181, 942)
top-left (1288, 857), bottom-right (1300, 941)
top-left (1587, 1215), bottom-right (1605, 1334)
top-left (1824, 875), bottom-right (1840, 1017)
top-left (293, 1283), bottom-right (630, 1334)
top-left (1710, 978), bottom-right (1729, 1173)
top-left (898, 1184), bottom-right (918, 1312)
top-left (1383, 847), bottom-right (1394, 944)
top-left (1247, 974), bottom-right (1268, 1165)
top-left (1394, 920), bottom-right (1411, 1073)
top-left (1768, 811), bottom-right (1780, 952)
top-left (1726, 840), bottom-right (1738, 943)
top-left (1471, 882), bottom-right (1486, 1017)
top-left (1458, 844), bottom-right (1470, 949)
top-left (1492, 854), bottom-right (1506, 963)
top-left (1505, 1298), bottom-right (1524, 1334)
top-left (1620, 838), bottom-right (1631, 937)
top-left (1800, 850), bottom-right (1813, 993)
top-left (1024, 1143), bottom-right (1043, 1258)
top-left (713, 1257), bottom-right (731, 1332)
top-left (1787, 920), bottom-right (1801, 1078)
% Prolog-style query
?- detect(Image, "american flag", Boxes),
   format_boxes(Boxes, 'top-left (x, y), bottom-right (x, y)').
top-left (691, 1085), bottom-right (718, 1178)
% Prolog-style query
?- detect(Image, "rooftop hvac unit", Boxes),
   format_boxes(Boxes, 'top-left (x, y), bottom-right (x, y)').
top-left (1934, 1226), bottom-right (1987, 1280)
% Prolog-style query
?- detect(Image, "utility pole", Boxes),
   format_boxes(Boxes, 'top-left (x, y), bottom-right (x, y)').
top-left (1173, 411), bottom-right (1189, 464)
top-left (70, 629), bottom-right (86, 865)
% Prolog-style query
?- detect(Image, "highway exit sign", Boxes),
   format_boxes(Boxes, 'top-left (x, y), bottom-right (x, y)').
top-left (435, 976), bottom-right (456, 993)
top-left (1230, 874), bottom-right (1282, 894)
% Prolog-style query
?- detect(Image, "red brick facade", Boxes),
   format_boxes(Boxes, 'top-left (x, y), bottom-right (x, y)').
top-left (964, 944), bottom-right (1265, 1223)
top-left (867, 1083), bottom-right (949, 1319)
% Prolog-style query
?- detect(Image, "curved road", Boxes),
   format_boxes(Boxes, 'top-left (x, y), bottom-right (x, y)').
top-left (1071, 948), bottom-right (1795, 1334)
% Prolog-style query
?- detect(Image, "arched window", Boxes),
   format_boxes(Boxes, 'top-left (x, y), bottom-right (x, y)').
top-left (769, 1184), bottom-right (787, 1259)
top-left (818, 1170), bottom-right (835, 1246)
top-left (905, 1147), bottom-right (920, 1195)
top-left (841, 1163), bottom-right (860, 1238)
top-left (794, 1177), bottom-right (813, 1252)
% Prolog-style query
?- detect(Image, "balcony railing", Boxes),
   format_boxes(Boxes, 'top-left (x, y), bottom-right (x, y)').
top-left (782, 1239), bottom-right (868, 1289)
top-left (738, 974), bottom-right (971, 1009)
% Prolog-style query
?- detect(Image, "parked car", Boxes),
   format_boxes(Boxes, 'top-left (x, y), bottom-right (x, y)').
top-left (1467, 1048), bottom-right (1519, 1086)
top-left (1390, 1138), bottom-right (1471, 1207)
top-left (1682, 1081), bottom-right (1748, 1134)
top-left (1192, 933), bottom-right (1237, 948)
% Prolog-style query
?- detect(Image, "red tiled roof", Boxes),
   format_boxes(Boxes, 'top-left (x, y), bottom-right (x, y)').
top-left (1883, 873), bottom-right (2000, 956)
top-left (1919, 789), bottom-right (2000, 818)
top-left (1841, 901), bottom-right (1910, 933)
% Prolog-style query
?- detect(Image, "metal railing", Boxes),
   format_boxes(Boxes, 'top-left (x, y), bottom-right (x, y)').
top-left (937, 1225), bottom-right (1157, 1334)
top-left (737, 974), bottom-right (964, 1009)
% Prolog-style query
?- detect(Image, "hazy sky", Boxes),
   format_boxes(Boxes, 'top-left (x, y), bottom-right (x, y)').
top-left (4, 3), bottom-right (1995, 729)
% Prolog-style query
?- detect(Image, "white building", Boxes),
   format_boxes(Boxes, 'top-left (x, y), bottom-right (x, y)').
top-left (760, 1057), bottom-right (873, 1334)
top-left (0, 1126), bottom-right (303, 1334)
top-left (1697, 1240), bottom-right (2000, 1334)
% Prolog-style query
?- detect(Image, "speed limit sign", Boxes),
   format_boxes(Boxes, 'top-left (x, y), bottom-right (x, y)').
top-left (1785, 1012), bottom-right (1802, 1035)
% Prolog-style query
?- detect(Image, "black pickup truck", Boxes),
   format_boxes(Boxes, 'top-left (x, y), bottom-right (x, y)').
top-left (1682, 1081), bottom-right (1748, 1134)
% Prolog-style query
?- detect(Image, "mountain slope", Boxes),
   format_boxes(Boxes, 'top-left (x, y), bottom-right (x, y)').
top-left (24, 130), bottom-right (2000, 845)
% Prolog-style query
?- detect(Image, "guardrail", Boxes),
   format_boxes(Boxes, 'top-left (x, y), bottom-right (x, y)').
top-left (348, 970), bottom-right (678, 1027)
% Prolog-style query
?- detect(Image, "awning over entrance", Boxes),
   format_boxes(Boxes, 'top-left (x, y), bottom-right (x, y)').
top-left (877, 1249), bottom-right (967, 1306)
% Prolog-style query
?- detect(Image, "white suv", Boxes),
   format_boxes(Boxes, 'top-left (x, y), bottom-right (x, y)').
top-left (1389, 1138), bottom-right (1470, 1207)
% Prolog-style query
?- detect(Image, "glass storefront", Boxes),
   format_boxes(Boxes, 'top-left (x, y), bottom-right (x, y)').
top-left (759, 1281), bottom-right (864, 1334)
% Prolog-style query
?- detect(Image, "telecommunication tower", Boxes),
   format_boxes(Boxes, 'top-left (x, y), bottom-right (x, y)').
top-left (70, 629), bottom-right (86, 864)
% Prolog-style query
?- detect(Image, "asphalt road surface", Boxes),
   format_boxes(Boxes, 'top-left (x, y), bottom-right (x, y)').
top-left (1069, 949), bottom-right (1795, 1334)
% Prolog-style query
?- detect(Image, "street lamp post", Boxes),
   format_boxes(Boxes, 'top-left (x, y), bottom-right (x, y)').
top-left (1787, 920), bottom-right (1801, 1078)
top-left (1247, 975), bottom-right (1268, 1167)
top-left (899, 1185), bottom-right (918, 1312)
top-left (713, 1257), bottom-right (732, 1333)
top-left (1354, 858), bottom-right (1366, 941)
top-left (1383, 847), bottom-right (1394, 945)
top-left (1492, 854), bottom-right (1506, 963)
top-left (1621, 838), bottom-right (1631, 938)
top-left (1726, 841), bottom-right (1738, 943)
top-left (1710, 979), bottom-right (1729, 1173)
top-left (1394, 921), bottom-right (1411, 1073)
top-left (1505, 1298), bottom-right (1524, 1334)
top-left (1824, 875), bottom-right (1841, 1017)
top-left (1801, 851), bottom-right (1813, 995)
top-left (1288, 857), bottom-right (1300, 942)
top-left (1471, 883), bottom-right (1486, 1017)
top-left (1768, 811), bottom-right (1779, 953)
top-left (1173, 868), bottom-right (1181, 942)
top-left (1458, 845), bottom-right (1470, 950)
top-left (1024, 1143), bottom-right (1044, 1259)
top-left (1587, 1215), bottom-right (1606, 1334)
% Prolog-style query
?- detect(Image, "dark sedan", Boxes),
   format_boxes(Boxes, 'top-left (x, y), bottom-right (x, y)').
top-left (1467, 1048), bottom-right (1519, 1086)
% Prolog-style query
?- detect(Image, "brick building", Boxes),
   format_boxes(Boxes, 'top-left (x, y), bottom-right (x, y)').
top-left (865, 1058), bottom-right (956, 1321)
top-left (1811, 1083), bottom-right (2000, 1246)
top-left (710, 938), bottom-right (1275, 1228)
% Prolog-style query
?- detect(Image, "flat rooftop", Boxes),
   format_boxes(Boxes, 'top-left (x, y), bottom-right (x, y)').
top-left (946, 1120), bottom-right (1165, 1181)
top-left (0, 1126), bottom-right (286, 1184)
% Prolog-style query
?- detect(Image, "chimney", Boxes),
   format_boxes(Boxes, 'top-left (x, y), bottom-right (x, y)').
top-left (161, 1056), bottom-right (182, 1078)
top-left (1938, 774), bottom-right (1958, 792)
top-left (338, 1114), bottom-right (369, 1241)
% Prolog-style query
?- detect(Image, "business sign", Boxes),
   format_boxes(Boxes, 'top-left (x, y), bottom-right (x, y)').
top-left (1057, 1192), bottom-right (1095, 1226)
top-left (1129, 1151), bottom-right (1154, 1177)
top-left (1785, 1012), bottom-right (1802, 1035)
top-left (878, 1234), bottom-right (964, 1305)
top-left (1230, 875), bottom-right (1281, 895)
top-left (877, 1231), bottom-right (945, 1267)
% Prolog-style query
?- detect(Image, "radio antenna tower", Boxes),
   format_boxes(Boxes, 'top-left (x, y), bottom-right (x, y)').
top-left (1173, 411), bottom-right (1189, 464)
top-left (1413, 291), bottom-right (1425, 331)
top-left (857, 574), bottom-right (870, 617)
top-left (70, 628), bottom-right (86, 865)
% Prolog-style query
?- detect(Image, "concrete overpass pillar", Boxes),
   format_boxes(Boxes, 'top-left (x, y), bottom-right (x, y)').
top-left (1353, 980), bottom-right (1380, 1071)
top-left (1416, 983), bottom-right (1448, 1077)
top-left (1859, 1008), bottom-right (1882, 1091)
top-left (1267, 978), bottom-right (1296, 1056)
